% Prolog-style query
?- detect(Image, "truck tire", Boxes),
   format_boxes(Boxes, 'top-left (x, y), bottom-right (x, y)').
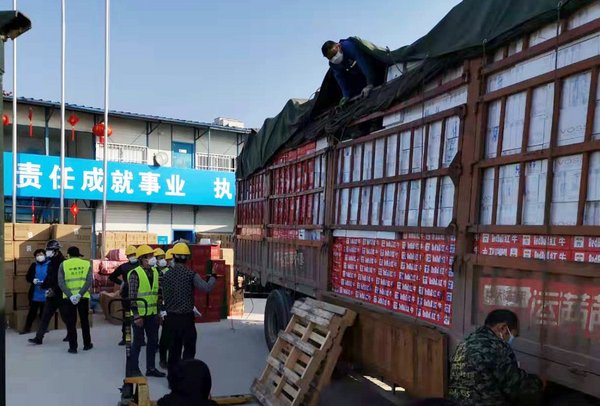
top-left (264, 289), bottom-right (293, 350)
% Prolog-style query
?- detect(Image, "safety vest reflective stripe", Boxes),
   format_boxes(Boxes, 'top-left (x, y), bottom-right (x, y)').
top-left (127, 266), bottom-right (159, 316)
top-left (62, 258), bottom-right (91, 299)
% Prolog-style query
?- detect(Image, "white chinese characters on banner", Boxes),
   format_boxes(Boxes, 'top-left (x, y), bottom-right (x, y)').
top-left (139, 172), bottom-right (161, 195)
top-left (16, 162), bottom-right (42, 189)
top-left (166, 174), bottom-right (186, 197)
top-left (111, 170), bottom-right (134, 194)
top-left (81, 168), bottom-right (104, 192)
top-left (214, 177), bottom-right (232, 199)
top-left (49, 165), bottom-right (75, 190)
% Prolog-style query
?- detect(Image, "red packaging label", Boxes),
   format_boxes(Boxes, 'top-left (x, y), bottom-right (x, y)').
top-left (346, 238), bottom-right (362, 246)
top-left (422, 275), bottom-right (448, 289)
top-left (422, 263), bottom-right (450, 277)
top-left (394, 290), bottom-right (416, 303)
top-left (361, 246), bottom-right (379, 256)
top-left (398, 271), bottom-right (420, 283)
top-left (418, 286), bottom-right (445, 300)
top-left (521, 235), bottom-right (571, 248)
top-left (357, 273), bottom-right (375, 284)
top-left (355, 290), bottom-right (372, 302)
top-left (400, 261), bottom-right (421, 272)
top-left (401, 240), bottom-right (421, 251)
top-left (373, 295), bottom-right (393, 309)
top-left (375, 277), bottom-right (395, 288)
top-left (423, 253), bottom-right (454, 266)
top-left (360, 256), bottom-right (379, 266)
top-left (373, 286), bottom-right (394, 298)
top-left (343, 262), bottom-right (358, 272)
top-left (340, 279), bottom-right (356, 288)
top-left (361, 238), bottom-right (378, 247)
top-left (342, 270), bottom-right (357, 279)
top-left (393, 301), bottom-right (417, 315)
top-left (402, 251), bottom-right (422, 261)
top-left (574, 252), bottom-right (600, 263)
top-left (344, 245), bottom-right (361, 254)
top-left (356, 282), bottom-right (373, 292)
top-left (480, 246), bottom-right (520, 257)
top-left (379, 240), bottom-right (401, 249)
top-left (378, 257), bottom-right (400, 268)
top-left (359, 264), bottom-right (378, 275)
top-left (480, 233), bottom-right (521, 245)
top-left (379, 248), bottom-right (400, 259)
top-left (522, 248), bottom-right (571, 261)
top-left (377, 268), bottom-right (398, 279)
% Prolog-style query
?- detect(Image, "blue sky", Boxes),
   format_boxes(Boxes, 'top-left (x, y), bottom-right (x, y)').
top-left (3, 1), bottom-right (461, 128)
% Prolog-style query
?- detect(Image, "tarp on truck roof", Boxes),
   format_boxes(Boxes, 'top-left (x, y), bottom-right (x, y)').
top-left (237, 0), bottom-right (594, 180)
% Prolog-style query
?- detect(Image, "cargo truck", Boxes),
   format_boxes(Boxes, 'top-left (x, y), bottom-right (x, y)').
top-left (235, 0), bottom-right (600, 400)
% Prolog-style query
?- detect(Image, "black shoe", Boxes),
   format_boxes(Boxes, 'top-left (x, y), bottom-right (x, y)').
top-left (145, 368), bottom-right (166, 378)
top-left (118, 340), bottom-right (126, 346)
top-left (159, 361), bottom-right (167, 370)
top-left (19, 330), bottom-right (31, 335)
top-left (83, 344), bottom-right (93, 351)
top-left (63, 336), bottom-right (69, 342)
top-left (68, 348), bottom-right (77, 354)
top-left (28, 337), bottom-right (42, 345)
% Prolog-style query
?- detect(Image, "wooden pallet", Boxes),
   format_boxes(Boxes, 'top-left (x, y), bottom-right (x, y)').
top-left (251, 298), bottom-right (356, 406)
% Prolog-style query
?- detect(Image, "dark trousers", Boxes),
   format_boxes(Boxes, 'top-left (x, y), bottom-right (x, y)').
top-left (159, 316), bottom-right (172, 364)
top-left (166, 312), bottom-right (197, 372)
top-left (35, 296), bottom-right (64, 340)
top-left (61, 298), bottom-right (92, 350)
top-left (128, 314), bottom-right (159, 374)
top-left (24, 300), bottom-right (45, 332)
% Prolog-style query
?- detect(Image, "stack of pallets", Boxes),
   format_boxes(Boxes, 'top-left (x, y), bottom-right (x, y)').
top-left (251, 298), bottom-right (356, 406)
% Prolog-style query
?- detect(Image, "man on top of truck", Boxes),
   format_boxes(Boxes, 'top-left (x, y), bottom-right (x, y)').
top-left (321, 38), bottom-right (378, 106)
top-left (448, 309), bottom-right (543, 405)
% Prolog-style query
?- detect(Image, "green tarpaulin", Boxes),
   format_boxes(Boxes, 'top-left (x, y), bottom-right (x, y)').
top-left (237, 0), bottom-right (593, 179)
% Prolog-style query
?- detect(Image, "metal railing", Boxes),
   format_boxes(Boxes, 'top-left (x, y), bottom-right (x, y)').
top-left (95, 142), bottom-right (148, 164)
top-left (195, 152), bottom-right (236, 172)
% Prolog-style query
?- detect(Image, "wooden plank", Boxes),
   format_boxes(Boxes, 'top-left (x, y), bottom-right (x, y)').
top-left (266, 356), bottom-right (301, 386)
top-left (290, 307), bottom-right (331, 328)
top-left (279, 332), bottom-right (317, 356)
top-left (293, 301), bottom-right (336, 320)
top-left (251, 379), bottom-right (282, 406)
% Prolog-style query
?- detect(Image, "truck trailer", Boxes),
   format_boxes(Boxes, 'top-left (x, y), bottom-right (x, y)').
top-left (235, 0), bottom-right (600, 399)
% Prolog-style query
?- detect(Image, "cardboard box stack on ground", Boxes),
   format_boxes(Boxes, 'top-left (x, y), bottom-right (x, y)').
top-left (52, 225), bottom-right (93, 259)
top-left (97, 231), bottom-right (154, 257)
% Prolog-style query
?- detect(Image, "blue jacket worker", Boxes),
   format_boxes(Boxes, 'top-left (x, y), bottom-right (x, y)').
top-left (20, 249), bottom-right (49, 334)
top-left (322, 38), bottom-right (378, 106)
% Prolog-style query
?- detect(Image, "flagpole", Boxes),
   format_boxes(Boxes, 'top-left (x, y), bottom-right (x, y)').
top-left (101, 0), bottom-right (110, 258)
top-left (11, 0), bottom-right (17, 224)
top-left (59, 0), bottom-right (66, 224)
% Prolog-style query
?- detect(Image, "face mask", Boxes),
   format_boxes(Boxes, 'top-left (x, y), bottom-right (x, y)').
top-left (158, 259), bottom-right (167, 268)
top-left (147, 257), bottom-right (157, 267)
top-left (36, 255), bottom-right (46, 263)
top-left (45, 250), bottom-right (55, 258)
top-left (330, 51), bottom-right (343, 65)
top-left (128, 256), bottom-right (138, 264)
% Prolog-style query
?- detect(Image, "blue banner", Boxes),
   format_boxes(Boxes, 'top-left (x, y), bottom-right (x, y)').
top-left (4, 152), bottom-right (236, 207)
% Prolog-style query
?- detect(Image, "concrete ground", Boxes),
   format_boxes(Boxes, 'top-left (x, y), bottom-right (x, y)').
top-left (6, 299), bottom-right (268, 406)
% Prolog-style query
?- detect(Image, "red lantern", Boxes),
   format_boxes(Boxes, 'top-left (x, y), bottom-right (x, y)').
top-left (68, 113), bottom-right (80, 141)
top-left (2, 114), bottom-right (10, 126)
top-left (70, 202), bottom-right (79, 224)
top-left (92, 122), bottom-right (113, 144)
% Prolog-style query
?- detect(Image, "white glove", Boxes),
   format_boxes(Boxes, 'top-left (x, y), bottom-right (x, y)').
top-left (193, 307), bottom-right (202, 317)
top-left (33, 278), bottom-right (40, 285)
top-left (70, 295), bottom-right (78, 305)
top-left (361, 84), bottom-right (374, 98)
top-left (160, 310), bottom-right (167, 319)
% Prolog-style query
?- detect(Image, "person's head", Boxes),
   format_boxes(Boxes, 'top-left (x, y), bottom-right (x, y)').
top-left (172, 242), bottom-right (191, 264)
top-left (45, 239), bottom-right (61, 258)
top-left (125, 245), bottom-right (138, 264)
top-left (154, 248), bottom-right (167, 268)
top-left (33, 249), bottom-right (46, 263)
top-left (321, 40), bottom-right (343, 64)
top-left (485, 309), bottom-right (519, 345)
top-left (136, 244), bottom-right (156, 268)
top-left (168, 359), bottom-right (212, 401)
top-left (66, 246), bottom-right (84, 259)
top-left (165, 249), bottom-right (174, 267)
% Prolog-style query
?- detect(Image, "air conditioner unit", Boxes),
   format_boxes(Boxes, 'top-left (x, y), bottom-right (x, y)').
top-left (153, 151), bottom-right (170, 167)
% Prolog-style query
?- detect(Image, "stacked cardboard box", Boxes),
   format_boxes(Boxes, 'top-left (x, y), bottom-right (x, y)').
top-left (96, 231), bottom-right (155, 256)
top-left (52, 225), bottom-right (93, 259)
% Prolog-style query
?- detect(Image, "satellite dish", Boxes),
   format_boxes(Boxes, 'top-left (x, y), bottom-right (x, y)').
top-left (153, 152), bottom-right (169, 167)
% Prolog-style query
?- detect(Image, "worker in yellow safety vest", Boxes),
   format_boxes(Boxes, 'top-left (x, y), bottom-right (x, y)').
top-left (126, 244), bottom-right (166, 378)
top-left (57, 246), bottom-right (93, 354)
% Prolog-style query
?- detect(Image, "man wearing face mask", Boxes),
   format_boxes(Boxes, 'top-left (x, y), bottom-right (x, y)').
top-left (322, 38), bottom-right (379, 107)
top-left (109, 245), bottom-right (139, 345)
top-left (155, 248), bottom-right (171, 369)
top-left (161, 243), bottom-right (216, 373)
top-left (28, 239), bottom-right (67, 345)
top-left (448, 309), bottom-right (543, 405)
top-left (127, 244), bottom-right (165, 378)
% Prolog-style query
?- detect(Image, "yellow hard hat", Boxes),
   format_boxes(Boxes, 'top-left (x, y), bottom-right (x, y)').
top-left (165, 249), bottom-right (173, 260)
top-left (125, 245), bottom-right (137, 257)
top-left (154, 247), bottom-right (166, 257)
top-left (172, 242), bottom-right (191, 256)
top-left (136, 244), bottom-right (154, 259)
